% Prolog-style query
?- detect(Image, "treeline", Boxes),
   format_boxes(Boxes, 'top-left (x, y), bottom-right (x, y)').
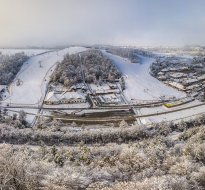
top-left (106, 46), bottom-right (157, 61)
top-left (0, 121), bottom-right (149, 146)
top-left (0, 110), bottom-right (205, 146)
top-left (0, 53), bottom-right (29, 85)
top-left (192, 57), bottom-right (205, 74)
top-left (107, 47), bottom-right (141, 63)
top-left (0, 109), bottom-right (29, 129)
top-left (50, 50), bottom-right (122, 86)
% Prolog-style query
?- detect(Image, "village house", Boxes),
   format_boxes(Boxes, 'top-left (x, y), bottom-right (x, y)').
top-left (44, 91), bottom-right (86, 105)
top-left (96, 93), bottom-right (122, 105)
top-left (169, 72), bottom-right (187, 79)
top-left (198, 74), bottom-right (205, 81)
top-left (183, 78), bottom-right (199, 86)
top-left (90, 83), bottom-right (120, 95)
top-left (158, 75), bottom-right (167, 81)
top-left (108, 83), bottom-right (118, 89)
top-left (168, 81), bottom-right (185, 91)
top-left (70, 83), bottom-right (87, 91)
top-left (178, 66), bottom-right (190, 71)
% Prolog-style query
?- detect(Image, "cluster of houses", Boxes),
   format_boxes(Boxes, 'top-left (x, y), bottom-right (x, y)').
top-left (44, 81), bottom-right (125, 106)
top-left (152, 57), bottom-right (205, 98)
top-left (88, 83), bottom-right (125, 106)
top-left (94, 93), bottom-right (124, 106)
top-left (44, 91), bottom-right (86, 105)
top-left (89, 83), bottom-right (119, 94)
top-left (44, 84), bottom-right (87, 105)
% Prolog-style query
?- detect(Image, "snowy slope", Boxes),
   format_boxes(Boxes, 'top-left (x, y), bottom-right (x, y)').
top-left (104, 51), bottom-right (186, 101)
top-left (0, 48), bottom-right (51, 56)
top-left (3, 47), bottom-right (87, 105)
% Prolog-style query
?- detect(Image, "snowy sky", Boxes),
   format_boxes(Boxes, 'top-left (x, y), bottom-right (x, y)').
top-left (0, 0), bottom-right (205, 47)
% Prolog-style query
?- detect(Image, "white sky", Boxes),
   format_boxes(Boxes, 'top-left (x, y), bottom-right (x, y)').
top-left (0, 0), bottom-right (205, 47)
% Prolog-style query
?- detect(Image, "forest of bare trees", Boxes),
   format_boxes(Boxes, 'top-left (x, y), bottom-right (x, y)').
top-left (50, 50), bottom-right (122, 87)
top-left (106, 46), bottom-right (156, 61)
top-left (106, 47), bottom-right (141, 63)
top-left (0, 53), bottom-right (29, 85)
top-left (0, 111), bottom-right (205, 189)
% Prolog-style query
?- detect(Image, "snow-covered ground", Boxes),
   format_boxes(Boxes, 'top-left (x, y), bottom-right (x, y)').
top-left (43, 103), bottom-right (90, 109)
top-left (3, 47), bottom-right (87, 105)
top-left (0, 48), bottom-right (51, 56)
top-left (140, 99), bottom-right (201, 116)
top-left (140, 103), bottom-right (205, 125)
top-left (1, 47), bottom-right (202, 125)
top-left (2, 47), bottom-right (87, 122)
top-left (104, 51), bottom-right (186, 102)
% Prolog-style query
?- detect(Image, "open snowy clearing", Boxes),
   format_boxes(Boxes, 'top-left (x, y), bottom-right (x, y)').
top-left (0, 48), bottom-right (51, 56)
top-left (104, 51), bottom-right (186, 102)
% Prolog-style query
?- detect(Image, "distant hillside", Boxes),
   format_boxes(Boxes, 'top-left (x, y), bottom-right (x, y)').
top-left (106, 47), bottom-right (141, 63)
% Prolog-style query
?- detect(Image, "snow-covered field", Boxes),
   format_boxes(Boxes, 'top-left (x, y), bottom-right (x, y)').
top-left (104, 51), bottom-right (186, 102)
top-left (3, 47), bottom-right (87, 105)
top-left (1, 47), bottom-right (202, 125)
top-left (2, 47), bottom-right (87, 122)
top-left (0, 48), bottom-right (51, 56)
top-left (104, 51), bottom-right (203, 124)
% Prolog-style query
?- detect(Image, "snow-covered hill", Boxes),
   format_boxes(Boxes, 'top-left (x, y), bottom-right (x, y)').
top-left (0, 48), bottom-right (51, 56)
top-left (104, 51), bottom-right (186, 101)
top-left (2, 47), bottom-right (87, 122)
top-left (3, 47), bottom-right (87, 105)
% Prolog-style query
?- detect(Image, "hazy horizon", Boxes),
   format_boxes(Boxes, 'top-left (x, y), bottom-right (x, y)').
top-left (1, 0), bottom-right (205, 47)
